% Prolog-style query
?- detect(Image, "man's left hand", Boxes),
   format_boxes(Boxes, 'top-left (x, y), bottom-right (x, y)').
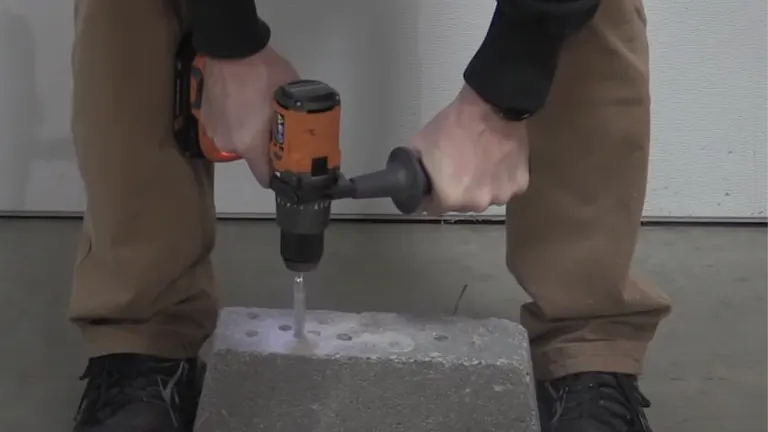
top-left (409, 85), bottom-right (531, 215)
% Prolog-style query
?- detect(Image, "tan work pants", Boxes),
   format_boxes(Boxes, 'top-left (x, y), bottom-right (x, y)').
top-left (69, 0), bottom-right (671, 380)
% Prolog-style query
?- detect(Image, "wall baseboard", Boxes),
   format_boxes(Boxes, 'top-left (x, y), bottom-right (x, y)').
top-left (0, 211), bottom-right (765, 225)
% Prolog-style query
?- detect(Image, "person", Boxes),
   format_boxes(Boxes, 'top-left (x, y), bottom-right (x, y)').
top-left (69, 0), bottom-right (672, 431)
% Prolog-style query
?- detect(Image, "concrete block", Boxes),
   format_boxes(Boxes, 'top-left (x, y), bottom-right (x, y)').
top-left (195, 307), bottom-right (540, 432)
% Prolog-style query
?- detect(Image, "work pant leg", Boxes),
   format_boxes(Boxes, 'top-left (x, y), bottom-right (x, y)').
top-left (68, 0), bottom-right (218, 359)
top-left (505, 0), bottom-right (672, 380)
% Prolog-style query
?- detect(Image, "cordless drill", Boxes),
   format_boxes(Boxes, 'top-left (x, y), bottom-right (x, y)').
top-left (173, 34), bottom-right (431, 272)
top-left (268, 79), bottom-right (431, 271)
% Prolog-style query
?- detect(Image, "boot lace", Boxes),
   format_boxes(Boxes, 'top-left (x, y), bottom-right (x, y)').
top-left (74, 355), bottom-right (190, 428)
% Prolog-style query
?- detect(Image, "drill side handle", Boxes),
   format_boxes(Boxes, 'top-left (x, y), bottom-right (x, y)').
top-left (345, 146), bottom-right (432, 214)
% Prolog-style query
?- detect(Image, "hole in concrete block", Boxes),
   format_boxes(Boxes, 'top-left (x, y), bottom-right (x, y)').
top-left (434, 334), bottom-right (449, 342)
top-left (247, 312), bottom-right (260, 320)
top-left (336, 333), bottom-right (353, 341)
top-left (245, 330), bottom-right (259, 338)
top-left (278, 325), bottom-right (292, 332)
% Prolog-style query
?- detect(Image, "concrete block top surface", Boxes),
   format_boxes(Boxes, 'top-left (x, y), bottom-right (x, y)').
top-left (215, 307), bottom-right (531, 366)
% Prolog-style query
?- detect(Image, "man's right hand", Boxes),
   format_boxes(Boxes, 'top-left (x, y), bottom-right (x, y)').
top-left (200, 46), bottom-right (299, 187)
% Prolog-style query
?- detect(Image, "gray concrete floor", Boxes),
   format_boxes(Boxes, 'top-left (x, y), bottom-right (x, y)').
top-left (0, 218), bottom-right (765, 431)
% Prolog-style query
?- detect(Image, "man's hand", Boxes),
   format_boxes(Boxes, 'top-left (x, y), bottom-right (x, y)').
top-left (409, 85), bottom-right (530, 215)
top-left (200, 46), bottom-right (299, 187)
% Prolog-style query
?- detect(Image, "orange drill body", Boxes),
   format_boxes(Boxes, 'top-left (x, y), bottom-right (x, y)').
top-left (270, 80), bottom-right (342, 177)
top-left (271, 101), bottom-right (341, 176)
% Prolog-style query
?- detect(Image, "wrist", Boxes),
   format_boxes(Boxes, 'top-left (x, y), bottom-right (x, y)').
top-left (456, 84), bottom-right (528, 124)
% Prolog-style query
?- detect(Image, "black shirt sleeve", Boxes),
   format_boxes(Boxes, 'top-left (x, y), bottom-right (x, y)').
top-left (186, 0), bottom-right (272, 59)
top-left (463, 0), bottom-right (600, 116)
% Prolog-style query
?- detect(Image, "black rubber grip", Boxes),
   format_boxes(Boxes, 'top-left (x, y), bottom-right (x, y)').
top-left (349, 146), bottom-right (431, 215)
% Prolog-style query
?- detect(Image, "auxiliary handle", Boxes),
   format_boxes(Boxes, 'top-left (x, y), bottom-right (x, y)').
top-left (347, 146), bottom-right (432, 214)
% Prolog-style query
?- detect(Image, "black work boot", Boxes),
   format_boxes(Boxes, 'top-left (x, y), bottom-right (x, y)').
top-left (537, 372), bottom-right (653, 432)
top-left (73, 354), bottom-right (205, 432)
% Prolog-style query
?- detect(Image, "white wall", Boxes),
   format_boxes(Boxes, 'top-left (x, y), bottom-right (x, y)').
top-left (0, 0), bottom-right (765, 220)
top-left (644, 0), bottom-right (767, 219)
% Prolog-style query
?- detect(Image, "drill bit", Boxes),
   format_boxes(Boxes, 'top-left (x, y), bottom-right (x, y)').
top-left (292, 272), bottom-right (306, 339)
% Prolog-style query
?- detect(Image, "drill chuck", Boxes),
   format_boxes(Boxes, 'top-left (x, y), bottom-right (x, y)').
top-left (275, 188), bottom-right (333, 272)
top-left (280, 231), bottom-right (324, 272)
